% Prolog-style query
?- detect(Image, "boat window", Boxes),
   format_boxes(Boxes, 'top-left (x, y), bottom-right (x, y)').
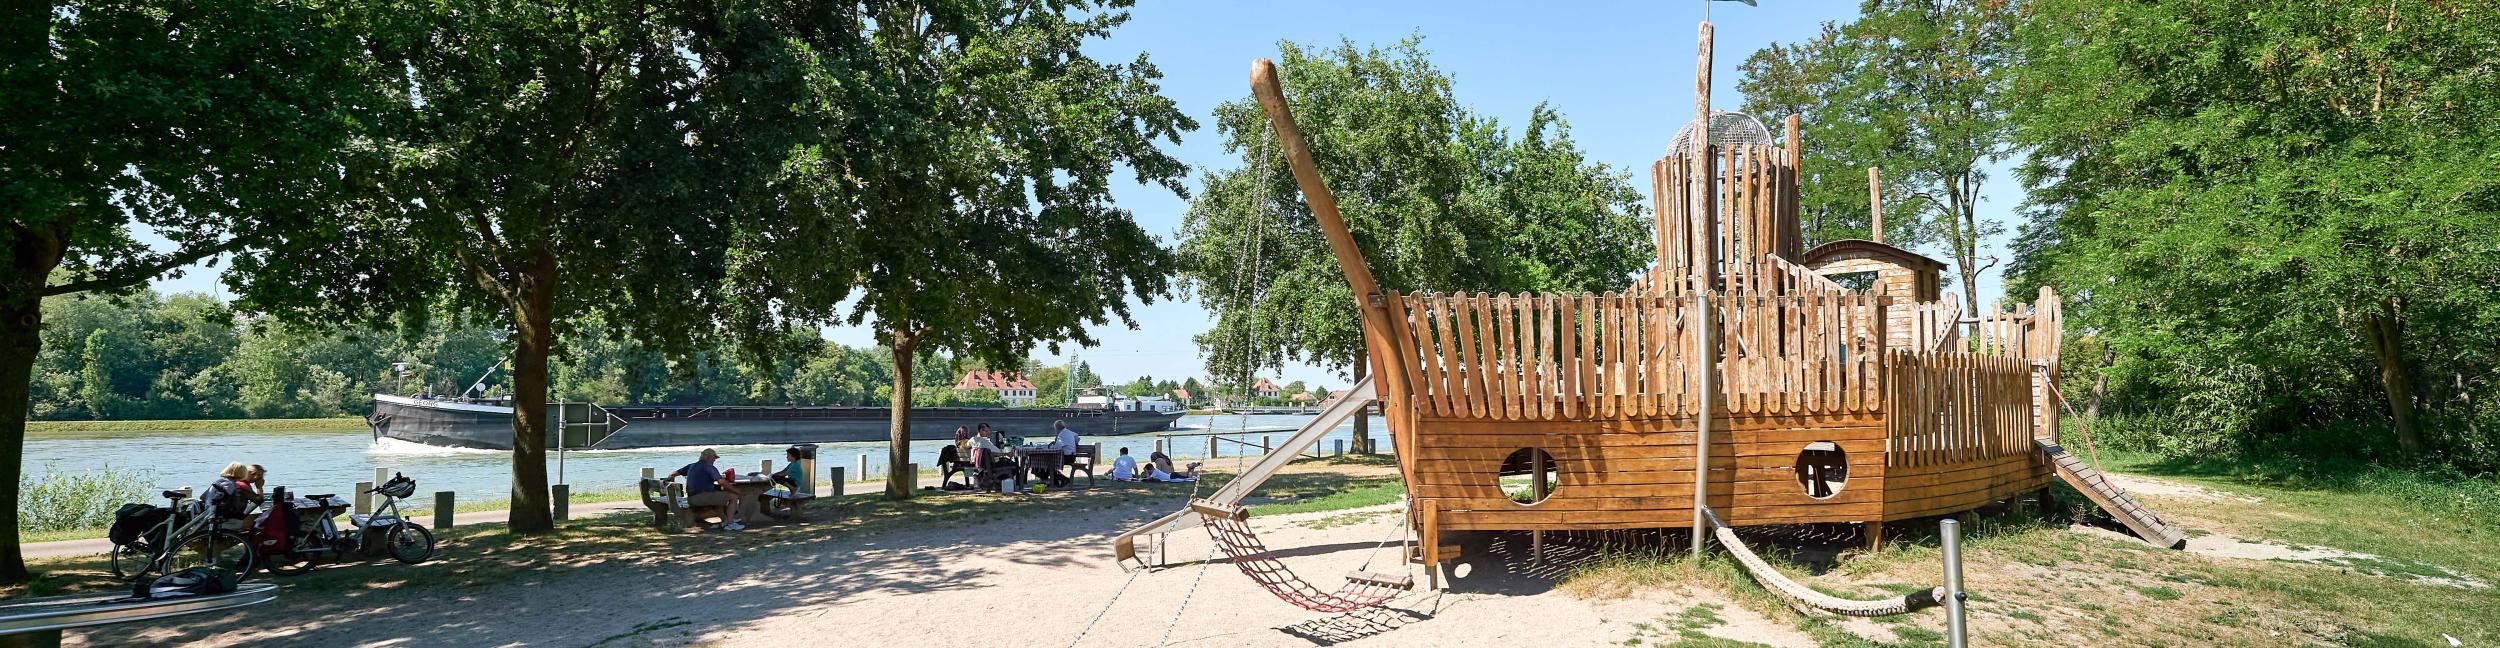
top-left (1795, 441), bottom-right (1848, 499)
top-left (1500, 448), bottom-right (1561, 505)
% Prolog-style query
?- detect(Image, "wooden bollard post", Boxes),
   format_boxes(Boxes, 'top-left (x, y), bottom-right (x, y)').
top-left (905, 463), bottom-right (918, 489)
top-left (1335, 439), bottom-right (1345, 456)
top-left (761, 459), bottom-right (773, 476)
top-left (859, 454), bottom-right (872, 480)
top-left (831, 467), bottom-right (845, 497)
top-left (1207, 436), bottom-right (1218, 459)
top-left (434, 491), bottom-right (455, 533)
top-left (552, 484), bottom-right (570, 522)
top-left (376, 467), bottom-right (390, 487)
top-left (354, 481), bottom-right (374, 514)
top-left (1263, 435), bottom-right (1272, 453)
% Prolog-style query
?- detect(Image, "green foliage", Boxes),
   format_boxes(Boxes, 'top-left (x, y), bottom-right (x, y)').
top-left (31, 286), bottom-right (1069, 417)
top-left (1027, 366), bottom-right (1070, 408)
top-left (2, 0), bottom-right (392, 577)
top-left (18, 463), bottom-right (151, 534)
top-left (1180, 37), bottom-right (1651, 389)
top-left (1738, 0), bottom-right (2016, 305)
top-left (2009, 0), bottom-right (2500, 467)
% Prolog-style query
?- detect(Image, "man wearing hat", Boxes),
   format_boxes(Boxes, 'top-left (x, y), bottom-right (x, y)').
top-left (668, 448), bottom-right (744, 531)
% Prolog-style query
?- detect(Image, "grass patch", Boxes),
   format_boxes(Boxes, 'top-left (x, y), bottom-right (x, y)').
top-left (1239, 461), bottom-right (1403, 517)
top-left (25, 417), bottom-right (367, 436)
top-left (1559, 550), bottom-right (1692, 600)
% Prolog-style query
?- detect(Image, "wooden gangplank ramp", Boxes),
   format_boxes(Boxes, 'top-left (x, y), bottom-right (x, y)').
top-left (2038, 440), bottom-right (2187, 549)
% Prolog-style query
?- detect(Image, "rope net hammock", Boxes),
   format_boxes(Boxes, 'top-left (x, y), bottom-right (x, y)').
top-left (1192, 501), bottom-right (1412, 613)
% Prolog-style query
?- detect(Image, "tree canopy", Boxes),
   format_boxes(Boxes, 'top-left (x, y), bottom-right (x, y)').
top-left (2005, 0), bottom-right (2500, 465)
top-left (0, 0), bottom-right (389, 582)
top-left (715, 1), bottom-right (1194, 497)
top-left (1177, 36), bottom-right (1651, 417)
top-left (226, 0), bottom-right (758, 532)
top-left (1738, 0), bottom-right (2017, 311)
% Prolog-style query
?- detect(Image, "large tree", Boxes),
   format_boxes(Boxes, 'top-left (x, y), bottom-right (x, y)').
top-left (1738, 0), bottom-right (2017, 313)
top-left (2006, 0), bottom-right (2500, 462)
top-left (1178, 37), bottom-right (1651, 451)
top-left (0, 0), bottom-right (383, 582)
top-left (723, 0), bottom-right (1192, 498)
top-left (231, 0), bottom-right (752, 533)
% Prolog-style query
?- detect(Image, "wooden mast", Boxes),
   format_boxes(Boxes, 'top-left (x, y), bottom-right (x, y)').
top-left (1689, 19), bottom-right (1717, 557)
top-left (1248, 57), bottom-right (1424, 536)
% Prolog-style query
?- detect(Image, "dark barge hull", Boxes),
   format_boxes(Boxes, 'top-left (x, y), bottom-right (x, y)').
top-left (369, 394), bottom-right (1187, 451)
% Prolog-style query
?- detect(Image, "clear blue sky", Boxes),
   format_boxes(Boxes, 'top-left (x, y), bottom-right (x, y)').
top-left (145, 0), bottom-right (2022, 392)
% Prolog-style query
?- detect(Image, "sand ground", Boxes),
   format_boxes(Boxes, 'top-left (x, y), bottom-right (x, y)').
top-left (77, 464), bottom-right (1814, 648)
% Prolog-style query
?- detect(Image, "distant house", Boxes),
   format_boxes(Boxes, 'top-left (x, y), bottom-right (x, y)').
top-left (1252, 378), bottom-right (1281, 400)
top-left (1289, 391), bottom-right (1317, 404)
top-left (1170, 388), bottom-right (1193, 405)
top-left (955, 370), bottom-right (1038, 407)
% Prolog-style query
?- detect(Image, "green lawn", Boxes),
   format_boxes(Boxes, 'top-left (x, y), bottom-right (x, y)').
top-left (25, 417), bottom-right (368, 436)
top-left (1564, 451), bottom-right (2500, 647)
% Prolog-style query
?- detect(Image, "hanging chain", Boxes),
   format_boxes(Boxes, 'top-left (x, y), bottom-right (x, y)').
top-left (1064, 565), bottom-right (1147, 648)
top-left (1157, 544), bottom-right (1222, 648)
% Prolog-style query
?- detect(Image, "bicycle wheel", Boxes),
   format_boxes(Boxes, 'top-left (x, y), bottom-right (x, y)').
top-left (386, 523), bottom-right (434, 564)
top-left (107, 544), bottom-right (149, 581)
top-left (169, 529), bottom-right (257, 577)
top-left (263, 549), bottom-right (316, 576)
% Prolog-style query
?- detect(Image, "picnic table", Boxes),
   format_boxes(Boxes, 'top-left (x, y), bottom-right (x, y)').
top-left (1017, 446), bottom-right (1066, 488)
top-left (723, 474), bottom-right (778, 525)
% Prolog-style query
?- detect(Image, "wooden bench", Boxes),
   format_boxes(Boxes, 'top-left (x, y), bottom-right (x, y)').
top-left (758, 448), bottom-right (819, 520)
top-left (1066, 443), bottom-right (1100, 487)
top-left (938, 443), bottom-right (978, 489)
top-left (638, 478), bottom-right (688, 532)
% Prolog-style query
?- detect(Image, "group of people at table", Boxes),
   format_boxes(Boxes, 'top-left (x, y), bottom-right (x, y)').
top-left (657, 420), bottom-right (1204, 532)
top-left (663, 446), bottom-right (810, 532)
top-left (950, 420), bottom-right (1199, 494)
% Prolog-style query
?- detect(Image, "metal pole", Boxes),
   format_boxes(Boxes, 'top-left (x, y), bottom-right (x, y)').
top-left (1942, 517), bottom-right (1968, 648)
top-left (556, 402), bottom-right (567, 485)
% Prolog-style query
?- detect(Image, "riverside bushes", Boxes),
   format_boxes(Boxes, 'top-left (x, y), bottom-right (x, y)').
top-left (18, 464), bottom-right (151, 534)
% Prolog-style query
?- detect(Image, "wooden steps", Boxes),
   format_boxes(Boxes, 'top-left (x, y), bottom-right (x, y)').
top-left (2038, 440), bottom-right (2187, 549)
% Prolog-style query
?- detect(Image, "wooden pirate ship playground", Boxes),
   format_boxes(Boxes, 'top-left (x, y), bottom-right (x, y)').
top-left (1106, 21), bottom-right (2186, 620)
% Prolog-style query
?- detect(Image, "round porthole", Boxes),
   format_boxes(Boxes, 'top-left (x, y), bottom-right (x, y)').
top-left (1795, 441), bottom-right (1848, 499)
top-left (1500, 448), bottom-right (1560, 505)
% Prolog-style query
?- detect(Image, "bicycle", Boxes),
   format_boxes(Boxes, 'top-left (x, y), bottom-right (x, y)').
top-left (108, 488), bottom-right (257, 582)
top-left (347, 473), bottom-right (434, 565)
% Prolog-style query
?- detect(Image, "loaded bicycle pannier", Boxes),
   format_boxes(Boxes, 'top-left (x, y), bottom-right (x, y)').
top-left (110, 503), bottom-right (168, 546)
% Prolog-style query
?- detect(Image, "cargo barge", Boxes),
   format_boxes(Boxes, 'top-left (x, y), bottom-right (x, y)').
top-left (368, 394), bottom-right (1187, 450)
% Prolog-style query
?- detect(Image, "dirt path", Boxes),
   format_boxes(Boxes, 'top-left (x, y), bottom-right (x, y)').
top-left (82, 464), bottom-right (1814, 648)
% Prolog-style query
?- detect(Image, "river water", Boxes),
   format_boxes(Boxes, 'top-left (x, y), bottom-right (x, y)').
top-left (25, 413), bottom-right (1388, 511)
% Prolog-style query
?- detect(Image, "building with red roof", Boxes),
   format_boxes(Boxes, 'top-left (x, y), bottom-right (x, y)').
top-left (955, 370), bottom-right (1039, 407)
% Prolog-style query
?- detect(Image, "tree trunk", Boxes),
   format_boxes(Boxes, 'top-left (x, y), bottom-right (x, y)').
top-left (1350, 350), bottom-right (1371, 454)
top-left (2365, 298), bottom-right (2423, 457)
top-left (885, 331), bottom-right (917, 498)
top-left (0, 230), bottom-right (68, 585)
top-left (0, 294), bottom-right (42, 585)
top-left (505, 249), bottom-right (559, 533)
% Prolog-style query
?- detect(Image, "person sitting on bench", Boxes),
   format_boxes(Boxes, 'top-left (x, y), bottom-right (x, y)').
top-left (770, 446), bottom-right (806, 490)
top-left (1109, 447), bottom-right (1139, 481)
top-left (668, 449), bottom-right (743, 531)
top-left (971, 425), bottom-right (1016, 493)
top-left (1028, 420), bottom-right (1079, 487)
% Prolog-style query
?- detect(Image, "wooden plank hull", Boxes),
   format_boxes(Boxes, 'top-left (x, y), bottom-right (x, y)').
top-left (1409, 410), bottom-right (2049, 533)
